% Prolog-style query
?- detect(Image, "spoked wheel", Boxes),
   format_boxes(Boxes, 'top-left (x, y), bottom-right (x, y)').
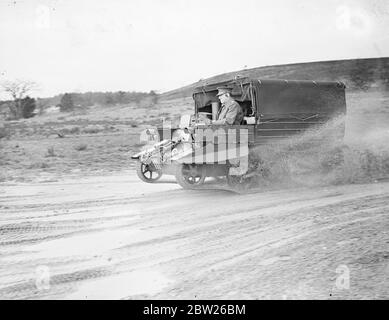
top-left (226, 170), bottom-right (256, 191)
top-left (175, 164), bottom-right (206, 189)
top-left (136, 160), bottom-right (162, 183)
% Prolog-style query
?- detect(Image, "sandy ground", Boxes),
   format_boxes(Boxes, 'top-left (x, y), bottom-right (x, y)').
top-left (0, 89), bottom-right (388, 300)
top-left (0, 171), bottom-right (388, 300)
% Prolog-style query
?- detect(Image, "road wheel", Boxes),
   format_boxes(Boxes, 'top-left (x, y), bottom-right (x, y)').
top-left (175, 164), bottom-right (206, 189)
top-left (136, 160), bottom-right (162, 183)
top-left (226, 170), bottom-right (256, 191)
top-left (226, 173), bottom-right (249, 191)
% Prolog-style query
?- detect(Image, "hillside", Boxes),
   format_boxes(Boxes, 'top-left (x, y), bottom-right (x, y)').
top-left (161, 57), bottom-right (389, 100)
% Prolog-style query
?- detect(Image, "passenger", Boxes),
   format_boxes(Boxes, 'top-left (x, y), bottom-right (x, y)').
top-left (212, 86), bottom-right (244, 125)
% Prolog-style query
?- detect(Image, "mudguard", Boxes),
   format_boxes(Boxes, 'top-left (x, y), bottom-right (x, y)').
top-left (131, 151), bottom-right (144, 160)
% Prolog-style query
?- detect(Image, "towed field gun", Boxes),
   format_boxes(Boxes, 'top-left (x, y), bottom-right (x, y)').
top-left (131, 77), bottom-right (347, 189)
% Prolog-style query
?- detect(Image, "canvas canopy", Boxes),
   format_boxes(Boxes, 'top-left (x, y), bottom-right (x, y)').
top-left (193, 78), bottom-right (346, 119)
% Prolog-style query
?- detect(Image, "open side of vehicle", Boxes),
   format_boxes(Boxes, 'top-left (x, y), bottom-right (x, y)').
top-left (131, 77), bottom-right (347, 189)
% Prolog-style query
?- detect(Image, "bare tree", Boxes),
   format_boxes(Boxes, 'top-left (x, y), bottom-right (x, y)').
top-left (0, 79), bottom-right (38, 119)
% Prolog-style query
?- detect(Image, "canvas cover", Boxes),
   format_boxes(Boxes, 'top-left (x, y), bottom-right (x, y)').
top-left (192, 78), bottom-right (346, 119)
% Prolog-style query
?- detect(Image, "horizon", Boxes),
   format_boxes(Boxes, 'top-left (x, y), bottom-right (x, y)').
top-left (0, 56), bottom-right (386, 101)
top-left (1, 0), bottom-right (389, 99)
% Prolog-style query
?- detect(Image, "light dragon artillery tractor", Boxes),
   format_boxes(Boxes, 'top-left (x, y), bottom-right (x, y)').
top-left (131, 77), bottom-right (347, 189)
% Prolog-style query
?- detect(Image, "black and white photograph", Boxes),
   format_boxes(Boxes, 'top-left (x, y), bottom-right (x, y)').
top-left (0, 0), bottom-right (389, 303)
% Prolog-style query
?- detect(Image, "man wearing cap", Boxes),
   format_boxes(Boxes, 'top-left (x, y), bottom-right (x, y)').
top-left (213, 86), bottom-right (244, 125)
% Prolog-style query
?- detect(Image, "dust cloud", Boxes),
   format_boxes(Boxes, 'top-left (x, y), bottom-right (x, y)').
top-left (246, 113), bottom-right (389, 191)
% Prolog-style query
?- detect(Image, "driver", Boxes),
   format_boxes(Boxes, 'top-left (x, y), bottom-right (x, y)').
top-left (212, 86), bottom-right (244, 125)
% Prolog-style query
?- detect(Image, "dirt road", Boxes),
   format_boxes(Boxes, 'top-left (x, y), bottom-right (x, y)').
top-left (0, 172), bottom-right (388, 299)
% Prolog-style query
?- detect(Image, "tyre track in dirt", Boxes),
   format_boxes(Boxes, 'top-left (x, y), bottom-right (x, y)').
top-left (0, 174), bottom-right (388, 299)
top-left (114, 191), bottom-right (389, 299)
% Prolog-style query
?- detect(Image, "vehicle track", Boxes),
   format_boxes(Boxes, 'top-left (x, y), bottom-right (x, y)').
top-left (0, 173), bottom-right (388, 299)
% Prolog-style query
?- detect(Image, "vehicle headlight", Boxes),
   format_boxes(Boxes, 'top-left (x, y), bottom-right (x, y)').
top-left (140, 128), bottom-right (159, 144)
top-left (146, 129), bottom-right (159, 141)
top-left (171, 148), bottom-right (179, 156)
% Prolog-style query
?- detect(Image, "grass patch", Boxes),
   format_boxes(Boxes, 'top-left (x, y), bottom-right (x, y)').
top-left (45, 146), bottom-right (56, 157)
top-left (0, 126), bottom-right (8, 139)
top-left (82, 126), bottom-right (103, 134)
top-left (28, 161), bottom-right (50, 169)
top-left (74, 143), bottom-right (88, 151)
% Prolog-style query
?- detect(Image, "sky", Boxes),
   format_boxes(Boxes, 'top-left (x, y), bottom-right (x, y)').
top-left (0, 0), bottom-right (389, 98)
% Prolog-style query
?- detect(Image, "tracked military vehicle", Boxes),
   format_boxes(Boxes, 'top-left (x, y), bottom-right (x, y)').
top-left (131, 77), bottom-right (347, 189)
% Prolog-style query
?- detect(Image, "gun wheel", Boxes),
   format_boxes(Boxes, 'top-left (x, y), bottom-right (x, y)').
top-left (175, 164), bottom-right (206, 189)
top-left (136, 160), bottom-right (162, 183)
